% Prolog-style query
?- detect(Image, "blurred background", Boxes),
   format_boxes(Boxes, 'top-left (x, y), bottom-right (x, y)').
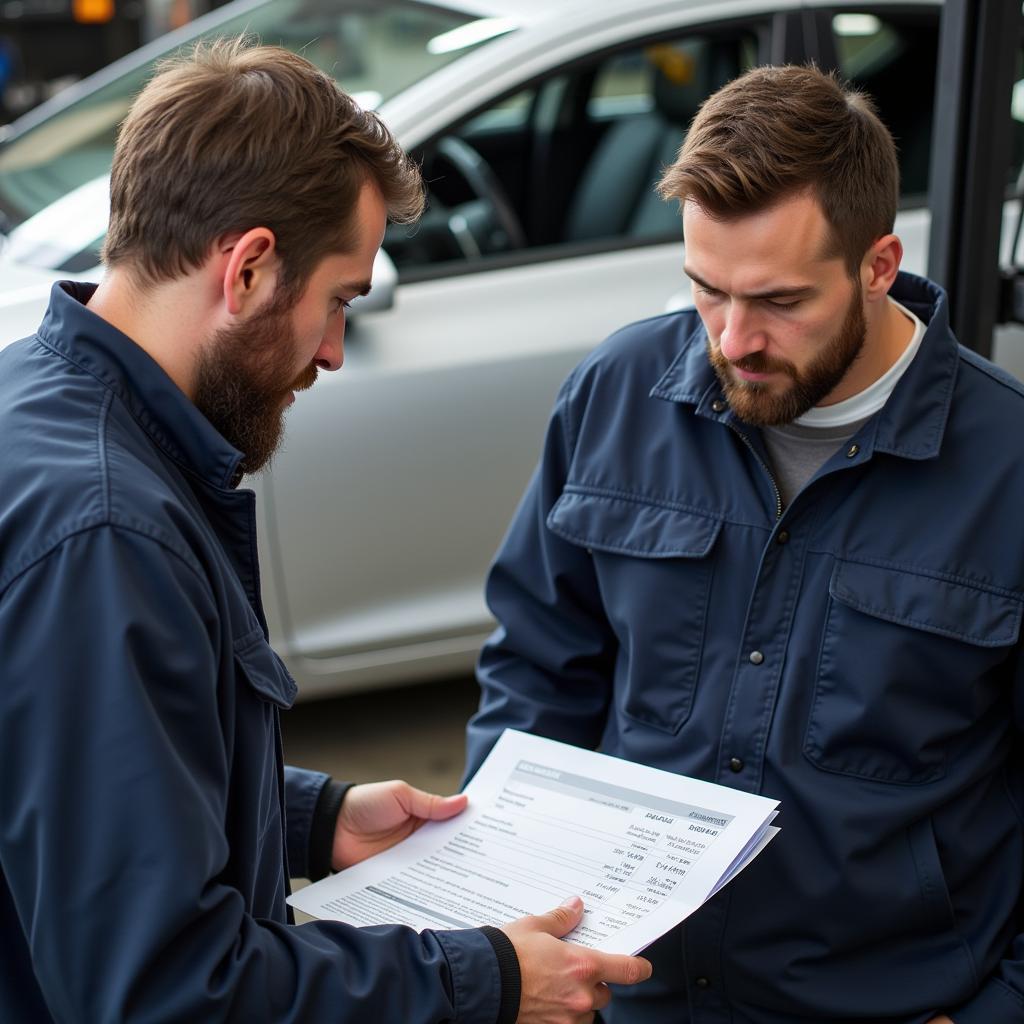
top-left (283, 676), bottom-right (478, 797)
top-left (0, 0), bottom-right (223, 125)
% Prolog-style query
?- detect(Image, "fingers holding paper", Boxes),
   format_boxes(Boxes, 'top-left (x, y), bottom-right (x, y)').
top-left (502, 896), bottom-right (653, 1023)
top-left (332, 781), bottom-right (469, 869)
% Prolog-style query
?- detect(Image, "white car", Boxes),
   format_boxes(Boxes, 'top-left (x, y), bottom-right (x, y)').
top-left (1, 0), bottom-right (1023, 697)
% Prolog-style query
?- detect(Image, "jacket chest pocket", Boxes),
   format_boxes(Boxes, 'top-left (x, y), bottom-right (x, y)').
top-left (233, 629), bottom-right (297, 843)
top-left (548, 489), bottom-right (721, 734)
top-left (234, 628), bottom-right (298, 709)
top-left (804, 559), bottom-right (1021, 784)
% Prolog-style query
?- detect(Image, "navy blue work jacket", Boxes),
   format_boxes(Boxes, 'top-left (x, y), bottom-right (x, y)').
top-left (0, 283), bottom-right (502, 1023)
top-left (467, 272), bottom-right (1024, 1024)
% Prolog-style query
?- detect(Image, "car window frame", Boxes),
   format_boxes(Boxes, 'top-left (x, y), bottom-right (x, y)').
top-left (392, 13), bottom-right (778, 285)
top-left (800, 2), bottom-right (1024, 213)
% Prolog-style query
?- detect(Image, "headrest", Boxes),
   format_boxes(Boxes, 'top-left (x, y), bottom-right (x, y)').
top-left (647, 38), bottom-right (741, 127)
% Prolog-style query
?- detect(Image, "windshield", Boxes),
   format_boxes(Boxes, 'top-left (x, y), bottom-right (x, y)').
top-left (0, 0), bottom-right (514, 271)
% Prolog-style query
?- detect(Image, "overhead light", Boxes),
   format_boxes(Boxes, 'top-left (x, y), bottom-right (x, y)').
top-left (72, 0), bottom-right (113, 22)
top-left (426, 17), bottom-right (516, 56)
top-left (832, 13), bottom-right (882, 37)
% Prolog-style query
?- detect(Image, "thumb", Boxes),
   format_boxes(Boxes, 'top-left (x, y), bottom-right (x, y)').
top-left (531, 896), bottom-right (585, 937)
top-left (402, 786), bottom-right (469, 821)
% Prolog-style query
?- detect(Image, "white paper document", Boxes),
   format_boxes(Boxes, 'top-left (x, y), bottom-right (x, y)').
top-left (289, 730), bottom-right (780, 954)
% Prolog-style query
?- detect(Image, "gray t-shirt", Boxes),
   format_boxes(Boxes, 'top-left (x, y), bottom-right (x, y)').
top-left (760, 298), bottom-right (927, 507)
top-left (762, 419), bottom-right (868, 507)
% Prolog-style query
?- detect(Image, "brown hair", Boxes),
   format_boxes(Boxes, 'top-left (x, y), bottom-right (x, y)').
top-left (103, 37), bottom-right (424, 295)
top-left (658, 64), bottom-right (899, 275)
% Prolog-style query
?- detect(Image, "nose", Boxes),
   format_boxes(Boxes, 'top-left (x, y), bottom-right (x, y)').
top-left (315, 314), bottom-right (345, 371)
top-left (717, 301), bottom-right (766, 364)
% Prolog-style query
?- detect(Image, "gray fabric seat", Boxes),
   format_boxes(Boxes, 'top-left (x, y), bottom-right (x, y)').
top-left (565, 39), bottom-right (743, 243)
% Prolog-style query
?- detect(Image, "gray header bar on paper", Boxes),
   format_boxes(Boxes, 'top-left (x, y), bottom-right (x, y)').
top-left (512, 761), bottom-right (734, 827)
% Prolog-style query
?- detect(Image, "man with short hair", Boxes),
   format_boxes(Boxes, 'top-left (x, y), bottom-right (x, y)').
top-left (0, 39), bottom-right (651, 1023)
top-left (466, 63), bottom-right (1024, 1024)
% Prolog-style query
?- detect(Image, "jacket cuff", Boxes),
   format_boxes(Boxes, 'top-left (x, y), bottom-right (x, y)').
top-left (948, 977), bottom-right (1024, 1023)
top-left (308, 779), bottom-right (353, 881)
top-left (480, 926), bottom-right (521, 1024)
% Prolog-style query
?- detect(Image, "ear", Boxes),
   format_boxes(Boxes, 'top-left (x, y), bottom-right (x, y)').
top-left (860, 233), bottom-right (903, 301)
top-left (219, 227), bottom-right (279, 316)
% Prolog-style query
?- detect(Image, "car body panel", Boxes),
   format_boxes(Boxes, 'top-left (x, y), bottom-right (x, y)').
top-left (268, 241), bottom-right (689, 694)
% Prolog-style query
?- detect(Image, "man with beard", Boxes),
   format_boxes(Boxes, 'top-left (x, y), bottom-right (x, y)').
top-left (465, 63), bottom-right (1024, 1024)
top-left (0, 39), bottom-right (652, 1024)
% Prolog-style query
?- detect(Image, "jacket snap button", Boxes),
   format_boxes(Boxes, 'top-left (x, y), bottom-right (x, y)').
top-left (729, 757), bottom-right (743, 773)
top-left (776, 530), bottom-right (790, 545)
top-left (711, 399), bottom-right (727, 413)
top-left (846, 443), bottom-right (860, 458)
top-left (695, 977), bottom-right (710, 989)
top-left (749, 650), bottom-right (764, 665)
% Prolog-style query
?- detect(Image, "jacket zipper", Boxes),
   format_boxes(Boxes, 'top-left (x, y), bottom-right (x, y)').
top-left (730, 424), bottom-right (784, 521)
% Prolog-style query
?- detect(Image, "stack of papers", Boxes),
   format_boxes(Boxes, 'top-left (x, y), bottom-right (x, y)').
top-left (289, 729), bottom-right (780, 954)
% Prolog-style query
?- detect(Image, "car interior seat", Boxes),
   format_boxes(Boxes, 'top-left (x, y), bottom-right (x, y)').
top-left (563, 37), bottom-right (744, 244)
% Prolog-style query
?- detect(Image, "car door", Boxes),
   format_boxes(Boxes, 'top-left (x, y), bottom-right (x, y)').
top-left (801, 1), bottom-right (1024, 377)
top-left (267, 11), bottom-right (786, 696)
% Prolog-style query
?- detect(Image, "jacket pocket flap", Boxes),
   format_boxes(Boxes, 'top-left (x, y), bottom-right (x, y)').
top-left (548, 490), bottom-right (721, 558)
top-left (234, 629), bottom-right (298, 708)
top-left (829, 560), bottom-right (1022, 647)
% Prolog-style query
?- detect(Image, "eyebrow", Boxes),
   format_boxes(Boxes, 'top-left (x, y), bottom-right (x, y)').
top-left (684, 267), bottom-right (816, 301)
top-left (338, 279), bottom-right (373, 297)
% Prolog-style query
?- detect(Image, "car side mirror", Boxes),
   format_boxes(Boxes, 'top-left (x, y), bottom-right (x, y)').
top-left (348, 247), bottom-right (397, 316)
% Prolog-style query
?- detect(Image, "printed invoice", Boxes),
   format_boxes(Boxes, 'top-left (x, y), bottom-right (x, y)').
top-left (289, 729), bottom-right (780, 955)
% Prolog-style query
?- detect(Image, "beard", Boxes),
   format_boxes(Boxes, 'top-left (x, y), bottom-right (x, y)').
top-left (707, 283), bottom-right (867, 427)
top-left (193, 294), bottom-right (318, 476)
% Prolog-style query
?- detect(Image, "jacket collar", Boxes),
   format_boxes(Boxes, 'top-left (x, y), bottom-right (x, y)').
top-left (649, 271), bottom-right (956, 462)
top-left (37, 281), bottom-right (245, 489)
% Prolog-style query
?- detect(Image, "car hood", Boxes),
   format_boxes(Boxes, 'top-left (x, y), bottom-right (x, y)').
top-left (0, 258), bottom-right (71, 350)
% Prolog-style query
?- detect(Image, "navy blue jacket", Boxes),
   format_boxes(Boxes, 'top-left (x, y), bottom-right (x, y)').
top-left (0, 283), bottom-right (504, 1023)
top-left (467, 273), bottom-right (1024, 1024)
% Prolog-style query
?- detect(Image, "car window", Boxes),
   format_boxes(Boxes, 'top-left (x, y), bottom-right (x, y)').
top-left (0, 0), bottom-right (514, 270)
top-left (387, 24), bottom-right (764, 280)
top-left (830, 8), bottom-right (1024, 202)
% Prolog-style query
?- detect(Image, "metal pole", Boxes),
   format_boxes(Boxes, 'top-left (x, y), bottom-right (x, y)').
top-left (927, 0), bottom-right (1022, 356)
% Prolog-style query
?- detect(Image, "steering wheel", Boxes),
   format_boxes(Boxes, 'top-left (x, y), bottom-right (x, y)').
top-left (433, 136), bottom-right (528, 256)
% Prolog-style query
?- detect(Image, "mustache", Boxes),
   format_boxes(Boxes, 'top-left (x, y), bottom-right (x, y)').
top-left (290, 363), bottom-right (318, 393)
top-left (730, 352), bottom-right (793, 375)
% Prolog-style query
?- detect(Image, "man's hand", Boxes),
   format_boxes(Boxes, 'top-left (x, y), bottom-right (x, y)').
top-left (502, 896), bottom-right (652, 1023)
top-left (926, 1017), bottom-right (954, 1023)
top-left (332, 781), bottom-right (468, 869)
